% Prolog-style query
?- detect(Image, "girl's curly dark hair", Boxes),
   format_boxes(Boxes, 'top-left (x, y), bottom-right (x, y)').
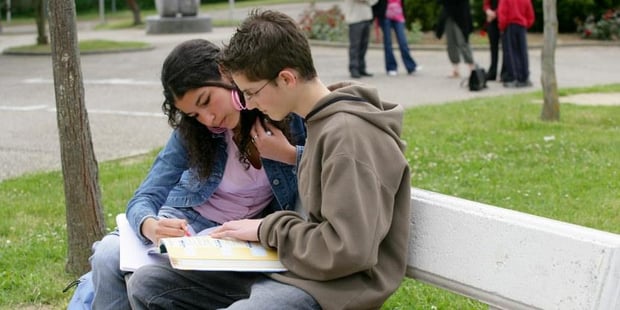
top-left (160, 39), bottom-right (291, 179)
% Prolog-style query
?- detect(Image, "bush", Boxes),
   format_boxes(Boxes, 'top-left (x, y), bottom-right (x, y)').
top-left (578, 8), bottom-right (620, 40)
top-left (298, 4), bottom-right (347, 42)
top-left (404, 0), bottom-right (440, 32)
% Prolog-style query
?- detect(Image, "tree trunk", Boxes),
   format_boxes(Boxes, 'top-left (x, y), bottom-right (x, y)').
top-left (127, 0), bottom-right (142, 25)
top-left (540, 0), bottom-right (560, 121)
top-left (34, 0), bottom-right (49, 45)
top-left (48, 0), bottom-right (106, 275)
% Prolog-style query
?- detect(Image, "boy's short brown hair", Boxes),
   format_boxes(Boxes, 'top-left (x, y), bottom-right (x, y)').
top-left (220, 9), bottom-right (317, 82)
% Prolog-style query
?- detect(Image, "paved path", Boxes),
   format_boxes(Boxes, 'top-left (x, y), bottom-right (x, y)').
top-left (0, 2), bottom-right (619, 181)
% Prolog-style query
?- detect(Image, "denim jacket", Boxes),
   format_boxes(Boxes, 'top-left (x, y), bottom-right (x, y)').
top-left (126, 115), bottom-right (306, 242)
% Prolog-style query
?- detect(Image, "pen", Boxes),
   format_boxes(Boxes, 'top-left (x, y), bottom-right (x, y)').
top-left (182, 224), bottom-right (191, 237)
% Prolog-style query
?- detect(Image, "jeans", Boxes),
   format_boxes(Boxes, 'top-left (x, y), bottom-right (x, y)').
top-left (89, 231), bottom-right (132, 310)
top-left (90, 206), bottom-right (220, 310)
top-left (128, 264), bottom-right (259, 309)
top-left (502, 23), bottom-right (529, 83)
top-left (127, 268), bottom-right (320, 310)
top-left (348, 19), bottom-right (372, 74)
top-left (381, 18), bottom-right (417, 73)
top-left (225, 277), bottom-right (321, 310)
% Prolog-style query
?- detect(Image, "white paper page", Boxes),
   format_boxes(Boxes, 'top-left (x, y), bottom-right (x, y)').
top-left (117, 213), bottom-right (168, 272)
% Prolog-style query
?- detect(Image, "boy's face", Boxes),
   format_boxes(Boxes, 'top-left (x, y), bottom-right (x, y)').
top-left (233, 72), bottom-right (289, 121)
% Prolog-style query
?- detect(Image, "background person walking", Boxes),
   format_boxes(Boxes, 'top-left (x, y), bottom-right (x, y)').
top-left (372, 0), bottom-right (420, 76)
top-left (436, 0), bottom-right (475, 78)
top-left (498, 0), bottom-right (535, 87)
top-left (343, 0), bottom-right (379, 78)
top-left (483, 0), bottom-right (505, 81)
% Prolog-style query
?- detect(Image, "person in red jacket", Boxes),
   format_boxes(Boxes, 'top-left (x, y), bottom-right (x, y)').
top-left (497, 0), bottom-right (535, 87)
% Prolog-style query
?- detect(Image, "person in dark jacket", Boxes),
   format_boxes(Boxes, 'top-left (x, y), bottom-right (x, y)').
top-left (436, 0), bottom-right (475, 78)
top-left (483, 0), bottom-right (506, 81)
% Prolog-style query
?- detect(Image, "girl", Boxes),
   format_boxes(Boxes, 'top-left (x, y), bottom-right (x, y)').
top-left (89, 39), bottom-right (306, 310)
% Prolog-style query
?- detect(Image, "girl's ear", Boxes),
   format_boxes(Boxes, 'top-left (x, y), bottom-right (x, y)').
top-left (230, 88), bottom-right (246, 111)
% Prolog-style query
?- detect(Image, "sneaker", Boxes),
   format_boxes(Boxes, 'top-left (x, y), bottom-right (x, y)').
top-left (407, 65), bottom-right (423, 75)
top-left (503, 80), bottom-right (518, 88)
top-left (516, 80), bottom-right (533, 87)
top-left (387, 70), bottom-right (398, 76)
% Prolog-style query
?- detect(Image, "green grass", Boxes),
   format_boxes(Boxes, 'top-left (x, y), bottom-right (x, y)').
top-left (3, 39), bottom-right (151, 55)
top-left (1, 85), bottom-right (619, 309)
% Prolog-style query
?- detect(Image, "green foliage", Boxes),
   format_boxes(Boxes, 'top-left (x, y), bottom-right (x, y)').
top-left (406, 20), bottom-right (423, 44)
top-left (299, 4), bottom-right (348, 41)
top-left (404, 0), bottom-right (440, 32)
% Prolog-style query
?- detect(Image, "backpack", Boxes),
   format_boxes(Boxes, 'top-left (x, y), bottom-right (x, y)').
top-left (64, 271), bottom-right (94, 310)
top-left (465, 65), bottom-right (488, 91)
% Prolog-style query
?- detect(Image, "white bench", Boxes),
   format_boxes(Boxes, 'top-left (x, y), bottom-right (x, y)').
top-left (406, 187), bottom-right (620, 309)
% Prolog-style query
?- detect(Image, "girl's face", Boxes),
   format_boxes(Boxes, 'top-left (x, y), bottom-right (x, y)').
top-left (175, 85), bottom-right (240, 130)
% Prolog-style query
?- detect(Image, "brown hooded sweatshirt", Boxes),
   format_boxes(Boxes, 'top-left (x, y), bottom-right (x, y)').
top-left (259, 82), bottom-right (411, 309)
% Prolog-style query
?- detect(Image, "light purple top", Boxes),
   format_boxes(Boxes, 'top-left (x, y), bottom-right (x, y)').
top-left (193, 130), bottom-right (272, 223)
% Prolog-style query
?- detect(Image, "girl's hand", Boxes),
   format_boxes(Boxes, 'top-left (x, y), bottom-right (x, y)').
top-left (141, 217), bottom-right (189, 244)
top-left (251, 119), bottom-right (296, 165)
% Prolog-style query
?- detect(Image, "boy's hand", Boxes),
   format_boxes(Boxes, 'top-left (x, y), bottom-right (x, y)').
top-left (210, 219), bottom-right (262, 242)
top-left (251, 120), bottom-right (296, 165)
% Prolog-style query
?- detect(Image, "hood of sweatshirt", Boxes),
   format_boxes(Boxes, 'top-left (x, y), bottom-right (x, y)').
top-left (305, 81), bottom-right (406, 152)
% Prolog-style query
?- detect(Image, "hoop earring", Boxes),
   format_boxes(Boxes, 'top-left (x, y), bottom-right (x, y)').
top-left (231, 89), bottom-right (246, 111)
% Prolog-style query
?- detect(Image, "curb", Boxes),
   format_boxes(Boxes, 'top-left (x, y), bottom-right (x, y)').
top-left (2, 45), bottom-right (155, 56)
top-left (309, 39), bottom-right (620, 51)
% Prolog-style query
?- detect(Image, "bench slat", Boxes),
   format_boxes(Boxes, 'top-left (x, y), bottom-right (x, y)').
top-left (407, 187), bottom-right (620, 310)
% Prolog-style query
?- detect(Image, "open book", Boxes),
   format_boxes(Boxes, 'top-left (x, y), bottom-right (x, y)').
top-left (159, 234), bottom-right (286, 272)
top-left (117, 213), bottom-right (286, 272)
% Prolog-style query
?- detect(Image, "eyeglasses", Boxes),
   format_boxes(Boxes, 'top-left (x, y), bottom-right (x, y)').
top-left (242, 79), bottom-right (272, 102)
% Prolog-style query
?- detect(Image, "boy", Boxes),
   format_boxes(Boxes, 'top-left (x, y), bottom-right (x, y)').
top-left (217, 10), bottom-right (411, 309)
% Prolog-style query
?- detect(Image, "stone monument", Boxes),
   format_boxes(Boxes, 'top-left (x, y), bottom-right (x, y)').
top-left (146, 0), bottom-right (212, 34)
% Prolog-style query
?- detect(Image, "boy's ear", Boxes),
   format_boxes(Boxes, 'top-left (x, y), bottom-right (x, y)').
top-left (278, 68), bottom-right (298, 86)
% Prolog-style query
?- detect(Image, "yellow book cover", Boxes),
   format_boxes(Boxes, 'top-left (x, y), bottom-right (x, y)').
top-left (159, 235), bottom-right (287, 272)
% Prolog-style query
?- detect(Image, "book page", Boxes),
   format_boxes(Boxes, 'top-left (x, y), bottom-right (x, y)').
top-left (117, 213), bottom-right (168, 272)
